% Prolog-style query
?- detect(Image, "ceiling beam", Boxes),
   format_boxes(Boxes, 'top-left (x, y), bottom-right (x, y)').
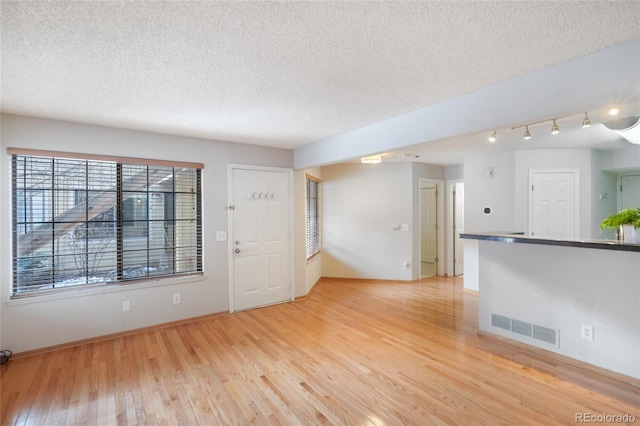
top-left (294, 38), bottom-right (640, 169)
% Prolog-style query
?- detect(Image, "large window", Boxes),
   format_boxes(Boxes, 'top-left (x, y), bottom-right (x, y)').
top-left (305, 175), bottom-right (321, 259)
top-left (10, 149), bottom-right (203, 296)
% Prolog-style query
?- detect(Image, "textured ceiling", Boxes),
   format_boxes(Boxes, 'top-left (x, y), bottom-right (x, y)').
top-left (2, 1), bottom-right (640, 153)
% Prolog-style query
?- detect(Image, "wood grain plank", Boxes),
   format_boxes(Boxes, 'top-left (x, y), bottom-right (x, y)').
top-left (2, 276), bottom-right (639, 425)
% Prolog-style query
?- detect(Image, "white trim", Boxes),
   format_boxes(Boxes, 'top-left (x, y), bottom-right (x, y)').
top-left (227, 164), bottom-right (294, 314)
top-left (617, 172), bottom-right (640, 211)
top-left (7, 274), bottom-right (206, 306)
top-left (528, 169), bottom-right (580, 238)
top-left (446, 179), bottom-right (464, 277)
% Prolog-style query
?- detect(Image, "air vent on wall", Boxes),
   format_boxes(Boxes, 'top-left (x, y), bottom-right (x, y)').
top-left (491, 313), bottom-right (558, 346)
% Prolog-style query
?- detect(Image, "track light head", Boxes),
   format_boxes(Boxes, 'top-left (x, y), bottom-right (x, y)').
top-left (551, 119), bottom-right (560, 135)
top-left (582, 112), bottom-right (591, 128)
top-left (488, 131), bottom-right (497, 142)
top-left (523, 126), bottom-right (531, 140)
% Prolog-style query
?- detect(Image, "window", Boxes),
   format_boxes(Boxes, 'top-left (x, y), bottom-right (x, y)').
top-left (305, 175), bottom-right (321, 259)
top-left (10, 148), bottom-right (203, 296)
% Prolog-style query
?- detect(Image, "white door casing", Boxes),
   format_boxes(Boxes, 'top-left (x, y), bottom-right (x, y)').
top-left (229, 165), bottom-right (293, 312)
top-left (420, 186), bottom-right (437, 264)
top-left (529, 169), bottom-right (579, 238)
top-left (453, 182), bottom-right (464, 276)
top-left (619, 174), bottom-right (640, 210)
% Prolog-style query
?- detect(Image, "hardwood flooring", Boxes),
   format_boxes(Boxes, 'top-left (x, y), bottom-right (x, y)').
top-left (2, 276), bottom-right (639, 425)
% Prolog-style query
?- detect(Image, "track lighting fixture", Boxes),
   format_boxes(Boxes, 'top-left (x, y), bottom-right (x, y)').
top-left (493, 108), bottom-right (620, 143)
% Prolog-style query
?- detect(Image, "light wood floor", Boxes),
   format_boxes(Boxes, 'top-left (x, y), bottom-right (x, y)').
top-left (2, 276), bottom-right (639, 425)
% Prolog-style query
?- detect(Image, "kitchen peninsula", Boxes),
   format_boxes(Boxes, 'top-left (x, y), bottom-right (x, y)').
top-left (461, 232), bottom-right (640, 379)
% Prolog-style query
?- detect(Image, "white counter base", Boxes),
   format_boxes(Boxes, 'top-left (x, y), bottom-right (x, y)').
top-left (472, 239), bottom-right (639, 379)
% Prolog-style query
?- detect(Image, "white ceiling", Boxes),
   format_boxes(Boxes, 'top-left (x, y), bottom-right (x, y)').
top-left (2, 1), bottom-right (640, 164)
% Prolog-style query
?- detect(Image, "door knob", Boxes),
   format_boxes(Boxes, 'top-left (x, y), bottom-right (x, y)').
top-left (235, 248), bottom-right (241, 254)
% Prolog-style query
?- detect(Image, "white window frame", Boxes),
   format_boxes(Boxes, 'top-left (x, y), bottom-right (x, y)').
top-left (305, 174), bottom-right (321, 260)
top-left (9, 148), bottom-right (204, 298)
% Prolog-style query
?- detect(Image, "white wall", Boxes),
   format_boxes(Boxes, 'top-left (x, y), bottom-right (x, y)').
top-left (591, 153), bottom-right (618, 239)
top-left (293, 167), bottom-right (323, 297)
top-left (599, 145), bottom-right (640, 172)
top-left (321, 163), bottom-right (413, 280)
top-left (514, 149), bottom-right (593, 238)
top-left (464, 148), bottom-right (627, 240)
top-left (1, 114), bottom-right (295, 353)
top-left (478, 240), bottom-right (640, 379)
top-left (463, 150), bottom-right (517, 233)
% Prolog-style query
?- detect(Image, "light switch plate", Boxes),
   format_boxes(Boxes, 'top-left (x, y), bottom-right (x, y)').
top-left (401, 224), bottom-right (409, 232)
top-left (216, 231), bottom-right (228, 241)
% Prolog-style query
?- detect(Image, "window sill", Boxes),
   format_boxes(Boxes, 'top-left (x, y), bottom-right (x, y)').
top-left (6, 274), bottom-right (206, 306)
top-left (306, 252), bottom-right (322, 263)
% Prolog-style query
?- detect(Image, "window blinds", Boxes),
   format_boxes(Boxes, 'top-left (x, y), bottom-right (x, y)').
top-left (305, 175), bottom-right (321, 259)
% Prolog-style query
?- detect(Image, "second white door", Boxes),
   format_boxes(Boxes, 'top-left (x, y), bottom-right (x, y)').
top-left (529, 170), bottom-right (578, 238)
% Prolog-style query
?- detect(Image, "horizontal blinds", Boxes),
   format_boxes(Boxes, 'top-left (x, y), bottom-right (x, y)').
top-left (11, 151), bottom-right (203, 296)
top-left (306, 175), bottom-right (321, 259)
top-left (7, 147), bottom-right (204, 169)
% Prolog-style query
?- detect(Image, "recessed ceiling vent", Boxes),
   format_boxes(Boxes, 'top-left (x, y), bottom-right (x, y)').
top-left (603, 116), bottom-right (640, 145)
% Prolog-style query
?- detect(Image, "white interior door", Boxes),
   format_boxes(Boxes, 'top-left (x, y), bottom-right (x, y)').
top-left (529, 170), bottom-right (579, 238)
top-left (620, 174), bottom-right (640, 209)
top-left (231, 167), bottom-right (292, 312)
top-left (453, 182), bottom-right (464, 276)
top-left (420, 186), bottom-right (437, 264)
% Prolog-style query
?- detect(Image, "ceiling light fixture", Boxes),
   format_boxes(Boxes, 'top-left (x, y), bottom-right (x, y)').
top-left (361, 155), bottom-right (382, 164)
top-left (506, 109), bottom-right (602, 142)
top-left (609, 107), bottom-right (619, 116)
top-left (488, 131), bottom-right (497, 142)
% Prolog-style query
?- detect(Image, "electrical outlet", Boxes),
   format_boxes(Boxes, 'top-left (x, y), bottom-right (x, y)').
top-left (122, 300), bottom-right (130, 312)
top-left (581, 325), bottom-right (594, 341)
top-left (173, 293), bottom-right (181, 305)
top-left (402, 261), bottom-right (410, 270)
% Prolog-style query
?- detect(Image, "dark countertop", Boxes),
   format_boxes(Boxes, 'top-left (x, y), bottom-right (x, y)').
top-left (460, 232), bottom-right (640, 253)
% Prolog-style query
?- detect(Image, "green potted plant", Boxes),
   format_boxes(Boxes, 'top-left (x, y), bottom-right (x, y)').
top-left (600, 208), bottom-right (640, 242)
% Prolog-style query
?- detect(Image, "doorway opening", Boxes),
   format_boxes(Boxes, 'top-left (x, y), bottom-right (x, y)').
top-left (451, 181), bottom-right (464, 277)
top-left (418, 179), bottom-right (444, 279)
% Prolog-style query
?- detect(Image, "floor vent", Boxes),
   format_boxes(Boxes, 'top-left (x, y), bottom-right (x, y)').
top-left (491, 314), bottom-right (511, 331)
top-left (533, 325), bottom-right (558, 345)
top-left (511, 319), bottom-right (533, 337)
top-left (491, 313), bottom-right (558, 346)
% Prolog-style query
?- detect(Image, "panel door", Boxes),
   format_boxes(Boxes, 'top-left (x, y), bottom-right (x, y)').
top-left (530, 171), bottom-right (577, 238)
top-left (620, 174), bottom-right (640, 209)
top-left (231, 168), bottom-right (291, 311)
top-left (421, 186), bottom-right (437, 264)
